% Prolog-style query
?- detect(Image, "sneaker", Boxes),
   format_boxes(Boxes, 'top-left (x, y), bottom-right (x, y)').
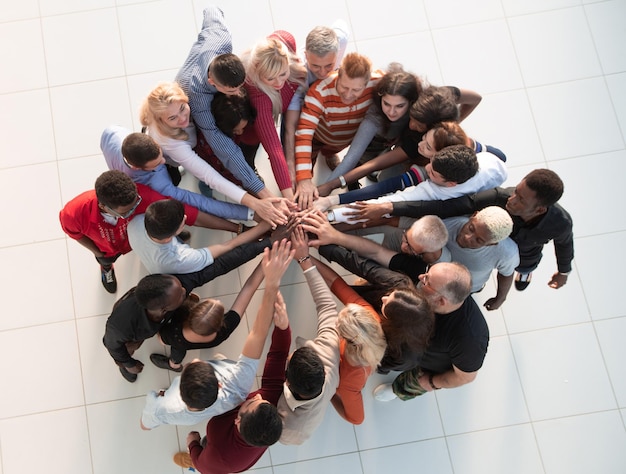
top-left (198, 180), bottom-right (213, 198)
top-left (101, 265), bottom-right (117, 293)
top-left (177, 230), bottom-right (192, 243)
top-left (373, 383), bottom-right (397, 402)
top-left (173, 452), bottom-right (194, 469)
top-left (150, 353), bottom-right (183, 372)
top-left (119, 365), bottom-right (137, 383)
top-left (514, 272), bottom-right (532, 291)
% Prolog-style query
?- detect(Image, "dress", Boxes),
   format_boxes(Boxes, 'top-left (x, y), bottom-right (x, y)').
top-left (392, 296), bottom-right (489, 400)
top-left (443, 216), bottom-right (519, 292)
top-left (390, 187), bottom-right (574, 274)
top-left (127, 215), bottom-right (214, 274)
top-left (101, 125), bottom-right (250, 220)
top-left (277, 267), bottom-right (340, 445)
top-left (59, 185), bottom-right (198, 258)
top-left (141, 355), bottom-right (258, 429)
top-left (176, 6), bottom-right (264, 194)
top-left (329, 278), bottom-right (379, 425)
top-left (294, 71), bottom-right (382, 182)
top-left (188, 325), bottom-right (291, 473)
top-left (159, 309), bottom-right (241, 364)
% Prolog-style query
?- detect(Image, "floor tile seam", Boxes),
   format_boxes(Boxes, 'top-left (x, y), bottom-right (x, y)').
top-left (589, 317), bottom-right (626, 412)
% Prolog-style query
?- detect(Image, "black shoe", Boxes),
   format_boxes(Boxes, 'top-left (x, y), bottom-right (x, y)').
top-left (119, 365), bottom-right (137, 383)
top-left (515, 272), bottom-right (532, 291)
top-left (101, 265), bottom-right (117, 293)
top-left (150, 353), bottom-right (183, 372)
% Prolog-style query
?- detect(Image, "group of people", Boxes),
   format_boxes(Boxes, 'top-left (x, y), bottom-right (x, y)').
top-left (59, 5), bottom-right (575, 473)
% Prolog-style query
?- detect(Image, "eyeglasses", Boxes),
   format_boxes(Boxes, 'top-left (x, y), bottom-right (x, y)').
top-left (419, 272), bottom-right (444, 297)
top-left (402, 230), bottom-right (422, 257)
top-left (104, 195), bottom-right (142, 219)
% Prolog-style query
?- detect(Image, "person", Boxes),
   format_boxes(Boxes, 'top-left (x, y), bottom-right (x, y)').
top-left (102, 224), bottom-right (294, 383)
top-left (173, 240), bottom-right (294, 473)
top-left (139, 82), bottom-right (292, 227)
top-left (101, 124), bottom-right (256, 224)
top-left (176, 5), bottom-right (275, 200)
top-left (302, 210), bottom-right (449, 283)
top-left (127, 199), bottom-right (271, 274)
top-left (318, 120), bottom-right (505, 199)
top-left (152, 294), bottom-right (239, 372)
top-left (237, 31), bottom-right (307, 199)
top-left (276, 229), bottom-right (341, 445)
top-left (59, 170), bottom-right (230, 293)
top-left (387, 169), bottom-right (574, 291)
top-left (313, 242), bottom-right (435, 374)
top-left (283, 23), bottom-right (349, 185)
top-left (141, 243), bottom-right (287, 428)
top-left (325, 64), bottom-right (421, 190)
top-left (443, 206), bottom-right (518, 311)
top-left (293, 52), bottom-right (382, 209)
top-left (323, 144), bottom-right (508, 225)
top-left (374, 262), bottom-right (489, 401)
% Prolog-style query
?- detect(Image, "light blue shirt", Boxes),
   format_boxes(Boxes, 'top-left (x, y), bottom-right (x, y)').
top-left (141, 356), bottom-right (259, 429)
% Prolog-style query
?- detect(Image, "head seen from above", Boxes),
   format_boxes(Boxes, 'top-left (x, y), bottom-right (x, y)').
top-left (305, 26), bottom-right (339, 80)
top-left (140, 81), bottom-right (192, 141)
top-left (336, 52), bottom-right (372, 105)
top-left (457, 206), bottom-right (513, 249)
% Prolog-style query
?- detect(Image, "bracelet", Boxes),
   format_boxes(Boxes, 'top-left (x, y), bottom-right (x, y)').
top-left (428, 373), bottom-right (440, 390)
top-left (297, 255), bottom-right (311, 264)
top-left (338, 175), bottom-right (347, 189)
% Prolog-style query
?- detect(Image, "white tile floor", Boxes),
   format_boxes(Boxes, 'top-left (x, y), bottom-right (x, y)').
top-left (0, 0), bottom-right (625, 473)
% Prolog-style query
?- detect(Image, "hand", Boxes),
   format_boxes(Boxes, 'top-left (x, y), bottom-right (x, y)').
top-left (548, 272), bottom-right (568, 289)
top-left (317, 182), bottom-right (333, 197)
top-left (269, 215), bottom-right (298, 243)
top-left (343, 202), bottom-right (392, 224)
top-left (313, 195), bottom-right (333, 212)
top-left (262, 239), bottom-right (295, 288)
top-left (483, 297), bottom-right (505, 311)
top-left (252, 197), bottom-right (295, 228)
top-left (290, 225), bottom-right (310, 261)
top-left (273, 291), bottom-right (289, 330)
top-left (186, 431), bottom-right (201, 446)
top-left (300, 210), bottom-right (338, 247)
top-left (126, 360), bottom-right (144, 374)
top-left (294, 179), bottom-right (319, 210)
top-left (417, 373), bottom-right (434, 392)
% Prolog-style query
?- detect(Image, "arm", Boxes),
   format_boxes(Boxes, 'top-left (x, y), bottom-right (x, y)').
top-left (483, 272), bottom-right (514, 311)
top-left (247, 85), bottom-right (294, 195)
top-left (327, 112), bottom-right (381, 181)
top-left (206, 221), bottom-right (271, 259)
top-left (283, 108), bottom-right (300, 187)
top-left (241, 240), bottom-right (294, 359)
top-left (318, 146), bottom-right (408, 197)
top-left (294, 90), bottom-right (324, 183)
top-left (419, 365), bottom-right (477, 391)
top-left (549, 208), bottom-right (574, 289)
top-left (74, 235), bottom-right (106, 258)
top-left (456, 88), bottom-right (482, 122)
top-left (301, 210), bottom-right (396, 267)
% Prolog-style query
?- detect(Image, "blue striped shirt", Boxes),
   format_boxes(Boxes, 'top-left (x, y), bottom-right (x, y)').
top-left (176, 6), bottom-right (265, 194)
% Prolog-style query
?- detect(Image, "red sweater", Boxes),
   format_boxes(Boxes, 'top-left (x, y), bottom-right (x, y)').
top-left (188, 326), bottom-right (291, 473)
top-left (59, 183), bottom-right (199, 257)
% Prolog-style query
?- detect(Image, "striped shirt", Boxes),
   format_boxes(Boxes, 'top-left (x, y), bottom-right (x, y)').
top-left (175, 6), bottom-right (265, 194)
top-left (294, 71), bottom-right (382, 182)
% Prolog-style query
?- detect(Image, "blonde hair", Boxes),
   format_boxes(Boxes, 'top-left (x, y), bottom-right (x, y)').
top-left (241, 38), bottom-right (306, 118)
top-left (337, 304), bottom-right (386, 369)
top-left (140, 81), bottom-right (189, 141)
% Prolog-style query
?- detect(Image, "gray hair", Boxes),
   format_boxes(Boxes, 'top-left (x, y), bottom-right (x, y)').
top-left (436, 262), bottom-right (472, 305)
top-left (410, 215), bottom-right (448, 252)
top-left (305, 26), bottom-right (339, 56)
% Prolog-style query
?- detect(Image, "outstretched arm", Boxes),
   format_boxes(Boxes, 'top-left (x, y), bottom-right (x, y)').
top-left (301, 210), bottom-right (397, 267)
top-left (241, 240), bottom-right (294, 359)
top-left (457, 88), bottom-right (482, 122)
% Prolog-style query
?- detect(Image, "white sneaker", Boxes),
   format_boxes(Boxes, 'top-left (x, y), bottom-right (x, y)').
top-left (373, 383), bottom-right (397, 402)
